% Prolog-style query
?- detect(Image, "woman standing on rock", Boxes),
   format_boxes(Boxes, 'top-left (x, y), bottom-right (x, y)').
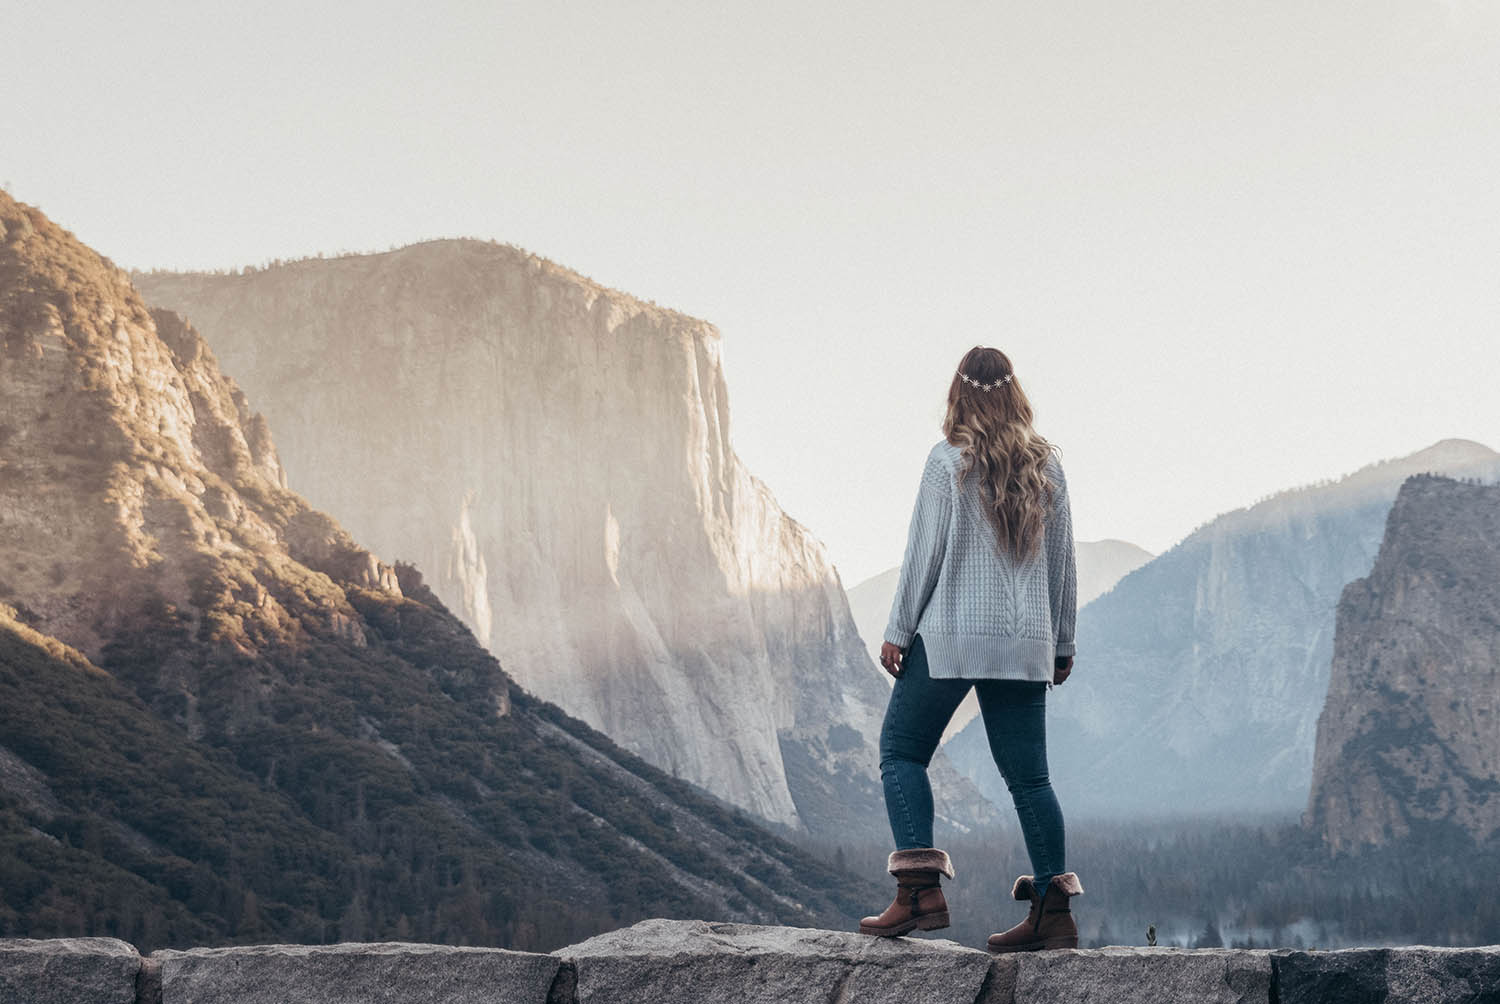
top-left (858, 345), bottom-right (1084, 953)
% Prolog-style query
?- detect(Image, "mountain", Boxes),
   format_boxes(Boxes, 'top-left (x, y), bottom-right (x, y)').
top-left (0, 192), bottom-right (879, 950)
top-left (946, 439), bottom-right (1500, 818)
top-left (129, 241), bottom-right (995, 839)
top-left (1306, 474), bottom-right (1500, 852)
top-left (846, 539), bottom-right (1153, 743)
top-left (846, 567), bottom-right (904, 664)
top-left (1074, 539), bottom-right (1156, 610)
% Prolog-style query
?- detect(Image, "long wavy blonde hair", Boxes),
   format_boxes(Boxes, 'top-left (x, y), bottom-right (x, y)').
top-left (942, 346), bottom-right (1059, 563)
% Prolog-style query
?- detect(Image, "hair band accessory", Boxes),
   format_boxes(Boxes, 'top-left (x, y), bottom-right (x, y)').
top-left (958, 370), bottom-right (1013, 391)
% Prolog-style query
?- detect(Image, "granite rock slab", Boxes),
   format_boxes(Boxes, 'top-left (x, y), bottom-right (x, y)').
top-left (1276, 946), bottom-right (1500, 1004)
top-left (557, 918), bottom-right (995, 1004)
top-left (152, 940), bottom-right (563, 1004)
top-left (0, 937), bottom-right (141, 1004)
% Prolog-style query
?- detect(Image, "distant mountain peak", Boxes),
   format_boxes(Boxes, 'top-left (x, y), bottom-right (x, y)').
top-left (129, 234), bottom-right (715, 333)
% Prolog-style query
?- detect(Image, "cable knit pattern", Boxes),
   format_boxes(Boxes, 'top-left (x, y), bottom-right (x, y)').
top-left (883, 439), bottom-right (1077, 680)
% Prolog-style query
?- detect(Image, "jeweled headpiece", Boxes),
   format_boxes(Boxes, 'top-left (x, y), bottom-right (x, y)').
top-left (958, 370), bottom-right (1013, 391)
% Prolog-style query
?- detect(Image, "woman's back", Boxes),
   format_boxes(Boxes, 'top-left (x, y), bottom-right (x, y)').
top-left (883, 438), bottom-right (1076, 682)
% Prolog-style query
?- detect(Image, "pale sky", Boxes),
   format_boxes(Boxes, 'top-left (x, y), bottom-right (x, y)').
top-left (6, 1), bottom-right (1498, 585)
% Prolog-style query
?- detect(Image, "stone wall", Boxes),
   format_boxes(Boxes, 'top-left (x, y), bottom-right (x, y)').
top-left (5, 919), bottom-right (1498, 1004)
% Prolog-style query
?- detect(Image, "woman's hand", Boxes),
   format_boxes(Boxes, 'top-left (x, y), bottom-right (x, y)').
top-left (880, 642), bottom-right (906, 678)
top-left (1053, 656), bottom-right (1074, 686)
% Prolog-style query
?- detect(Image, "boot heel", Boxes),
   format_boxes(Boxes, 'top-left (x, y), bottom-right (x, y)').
top-left (917, 911), bottom-right (950, 931)
top-left (1039, 935), bottom-right (1077, 950)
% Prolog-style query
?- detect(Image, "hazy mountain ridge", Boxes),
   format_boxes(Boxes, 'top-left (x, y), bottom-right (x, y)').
top-left (1074, 539), bottom-right (1156, 608)
top-left (1307, 474), bottom-right (1500, 851)
top-left (130, 238), bottom-right (995, 839)
top-left (946, 438), bottom-right (1500, 817)
top-left (0, 192), bottom-right (879, 949)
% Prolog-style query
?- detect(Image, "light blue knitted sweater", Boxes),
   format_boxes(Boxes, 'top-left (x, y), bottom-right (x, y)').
top-left (883, 439), bottom-right (1077, 681)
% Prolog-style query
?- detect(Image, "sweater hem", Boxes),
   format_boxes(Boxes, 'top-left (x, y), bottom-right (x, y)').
top-left (916, 631), bottom-right (1056, 682)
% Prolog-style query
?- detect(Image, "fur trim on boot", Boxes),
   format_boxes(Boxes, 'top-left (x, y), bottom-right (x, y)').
top-left (989, 872), bottom-right (1083, 953)
top-left (1011, 872), bottom-right (1083, 900)
top-left (860, 847), bottom-right (954, 936)
top-left (887, 848), bottom-right (955, 879)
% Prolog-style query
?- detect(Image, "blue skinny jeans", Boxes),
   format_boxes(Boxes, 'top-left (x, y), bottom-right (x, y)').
top-left (879, 632), bottom-right (1065, 893)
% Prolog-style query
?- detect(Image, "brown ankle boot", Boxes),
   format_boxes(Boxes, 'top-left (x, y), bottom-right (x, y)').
top-left (858, 848), bottom-right (954, 937)
top-left (986, 872), bottom-right (1082, 953)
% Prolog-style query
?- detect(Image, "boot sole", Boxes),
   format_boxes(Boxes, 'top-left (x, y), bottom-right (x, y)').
top-left (986, 935), bottom-right (1077, 954)
top-left (859, 911), bottom-right (951, 937)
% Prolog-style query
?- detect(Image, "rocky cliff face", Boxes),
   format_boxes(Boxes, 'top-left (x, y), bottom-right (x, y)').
top-left (0, 197), bottom-right (400, 677)
top-left (946, 440), bottom-right (1500, 818)
top-left (0, 192), bottom-right (880, 949)
top-left (130, 241), bottom-right (993, 838)
top-left (1306, 474), bottom-right (1500, 851)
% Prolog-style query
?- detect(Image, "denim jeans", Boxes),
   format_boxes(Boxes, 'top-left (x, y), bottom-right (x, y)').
top-left (879, 632), bottom-right (1065, 892)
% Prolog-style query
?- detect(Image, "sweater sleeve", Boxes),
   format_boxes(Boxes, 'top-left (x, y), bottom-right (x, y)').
top-left (883, 449), bottom-right (952, 649)
top-left (1045, 459), bottom-right (1078, 659)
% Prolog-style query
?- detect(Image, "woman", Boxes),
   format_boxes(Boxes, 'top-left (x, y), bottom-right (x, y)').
top-left (857, 345), bottom-right (1083, 953)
